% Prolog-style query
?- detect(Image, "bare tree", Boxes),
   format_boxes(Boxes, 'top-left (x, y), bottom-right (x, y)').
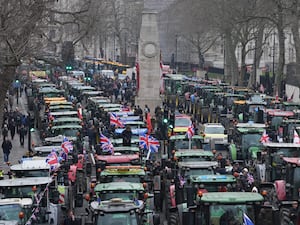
top-left (0, 0), bottom-right (96, 126)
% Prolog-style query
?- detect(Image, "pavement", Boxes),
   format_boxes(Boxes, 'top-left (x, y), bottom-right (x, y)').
top-left (0, 91), bottom-right (41, 174)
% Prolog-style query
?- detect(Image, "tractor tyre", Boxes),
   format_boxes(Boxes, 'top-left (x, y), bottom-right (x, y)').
top-left (280, 207), bottom-right (293, 225)
top-left (168, 212), bottom-right (179, 225)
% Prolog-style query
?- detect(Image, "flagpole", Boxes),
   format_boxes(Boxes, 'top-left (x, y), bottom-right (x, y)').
top-left (146, 148), bottom-right (151, 160)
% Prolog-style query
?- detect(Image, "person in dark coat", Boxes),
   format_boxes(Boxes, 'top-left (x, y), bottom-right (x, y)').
top-left (8, 118), bottom-right (16, 140)
top-left (63, 209), bottom-right (77, 225)
top-left (19, 125), bottom-right (26, 147)
top-left (2, 137), bottom-right (12, 163)
top-left (122, 125), bottom-right (132, 146)
top-left (2, 124), bottom-right (8, 139)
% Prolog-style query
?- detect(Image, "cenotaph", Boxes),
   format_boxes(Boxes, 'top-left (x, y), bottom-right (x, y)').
top-left (135, 11), bottom-right (161, 114)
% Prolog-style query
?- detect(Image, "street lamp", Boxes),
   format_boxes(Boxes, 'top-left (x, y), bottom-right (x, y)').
top-left (272, 32), bottom-right (276, 87)
top-left (175, 35), bottom-right (178, 71)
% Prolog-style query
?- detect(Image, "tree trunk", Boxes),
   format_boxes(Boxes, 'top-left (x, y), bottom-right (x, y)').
top-left (248, 25), bottom-right (264, 88)
top-left (291, 1), bottom-right (300, 76)
top-left (226, 34), bottom-right (239, 85)
top-left (240, 44), bottom-right (247, 86)
top-left (275, 6), bottom-right (285, 96)
top-left (0, 66), bottom-right (16, 127)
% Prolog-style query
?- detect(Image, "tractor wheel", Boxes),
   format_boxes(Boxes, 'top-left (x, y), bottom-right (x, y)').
top-left (280, 207), bottom-right (293, 225)
top-left (168, 212), bottom-right (179, 225)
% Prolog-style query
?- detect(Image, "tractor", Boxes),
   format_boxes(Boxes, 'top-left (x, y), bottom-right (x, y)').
top-left (168, 191), bottom-right (279, 225)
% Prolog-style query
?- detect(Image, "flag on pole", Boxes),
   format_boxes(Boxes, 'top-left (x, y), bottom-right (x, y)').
top-left (139, 134), bottom-right (160, 153)
top-left (61, 137), bottom-right (73, 154)
top-left (146, 113), bottom-right (153, 134)
top-left (186, 125), bottom-right (195, 139)
top-left (45, 152), bottom-right (58, 165)
top-left (77, 107), bottom-right (83, 120)
top-left (110, 112), bottom-right (124, 128)
top-left (288, 89), bottom-right (295, 102)
top-left (100, 134), bottom-right (114, 154)
top-left (260, 130), bottom-right (270, 143)
top-left (135, 53), bottom-right (140, 96)
top-left (243, 213), bottom-right (254, 225)
top-left (293, 130), bottom-right (300, 144)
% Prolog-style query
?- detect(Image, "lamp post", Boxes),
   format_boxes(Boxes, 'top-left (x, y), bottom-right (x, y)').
top-left (175, 35), bottom-right (178, 70)
top-left (27, 113), bottom-right (31, 152)
top-left (272, 32), bottom-right (276, 92)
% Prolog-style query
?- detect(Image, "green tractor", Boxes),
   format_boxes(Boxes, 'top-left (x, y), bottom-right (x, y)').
top-left (88, 198), bottom-right (160, 225)
top-left (163, 159), bottom-right (236, 224)
top-left (93, 182), bottom-right (146, 202)
top-left (169, 192), bottom-right (279, 225)
top-left (168, 135), bottom-right (203, 159)
top-left (228, 123), bottom-right (266, 161)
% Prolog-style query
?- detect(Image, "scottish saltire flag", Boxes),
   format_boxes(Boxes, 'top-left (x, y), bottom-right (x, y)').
top-left (139, 134), bottom-right (160, 153)
top-left (46, 152), bottom-right (58, 165)
top-left (61, 137), bottom-right (73, 154)
top-left (186, 125), bottom-right (195, 139)
top-left (243, 213), bottom-right (254, 225)
top-left (260, 130), bottom-right (270, 143)
top-left (110, 112), bottom-right (125, 128)
top-left (100, 133), bottom-right (114, 154)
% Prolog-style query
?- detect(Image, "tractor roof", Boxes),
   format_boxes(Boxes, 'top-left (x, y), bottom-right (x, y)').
top-left (198, 192), bottom-right (264, 204)
top-left (94, 182), bottom-right (144, 192)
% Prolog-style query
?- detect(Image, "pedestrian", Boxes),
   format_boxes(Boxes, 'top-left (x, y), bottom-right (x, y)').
top-left (2, 124), bottom-right (8, 139)
top-left (136, 105), bottom-right (143, 120)
top-left (8, 118), bottom-right (16, 140)
top-left (144, 105), bottom-right (150, 120)
top-left (122, 125), bottom-right (132, 146)
top-left (63, 209), bottom-right (76, 225)
top-left (19, 125), bottom-right (26, 147)
top-left (2, 137), bottom-right (12, 164)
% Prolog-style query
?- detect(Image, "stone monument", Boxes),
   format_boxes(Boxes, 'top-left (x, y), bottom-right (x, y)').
top-left (135, 11), bottom-right (161, 114)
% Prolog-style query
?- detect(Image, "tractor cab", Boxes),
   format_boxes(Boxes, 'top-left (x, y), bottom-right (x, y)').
top-left (93, 182), bottom-right (145, 202)
top-left (88, 198), bottom-right (160, 225)
top-left (0, 177), bottom-right (60, 224)
top-left (168, 135), bottom-right (203, 158)
top-left (95, 151), bottom-right (141, 179)
top-left (10, 158), bottom-right (51, 178)
top-left (169, 192), bottom-right (278, 225)
top-left (229, 123), bottom-right (266, 161)
top-left (174, 150), bottom-right (215, 163)
top-left (266, 109), bottom-right (295, 130)
top-left (258, 142), bottom-right (300, 182)
top-left (99, 166), bottom-right (146, 184)
top-left (0, 198), bottom-right (33, 225)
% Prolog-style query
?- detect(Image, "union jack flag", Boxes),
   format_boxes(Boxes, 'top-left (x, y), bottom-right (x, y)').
top-left (110, 112), bottom-right (124, 128)
top-left (139, 134), bottom-right (160, 153)
top-left (61, 137), bottom-right (73, 154)
top-left (260, 130), bottom-right (270, 143)
top-left (186, 125), bottom-right (195, 139)
top-left (100, 133), bottom-right (114, 154)
top-left (46, 152), bottom-right (58, 165)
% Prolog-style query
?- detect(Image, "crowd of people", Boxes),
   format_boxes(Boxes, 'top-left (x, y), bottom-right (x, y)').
top-left (1, 88), bottom-right (29, 164)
